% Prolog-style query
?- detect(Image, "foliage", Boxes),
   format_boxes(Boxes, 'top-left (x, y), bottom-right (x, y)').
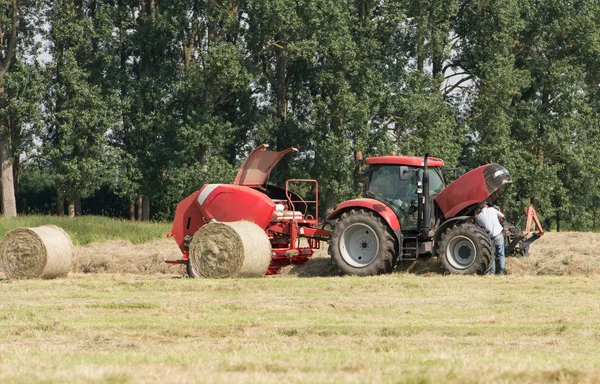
top-left (1, 0), bottom-right (598, 230)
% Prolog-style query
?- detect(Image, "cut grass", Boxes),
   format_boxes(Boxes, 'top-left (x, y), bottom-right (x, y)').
top-left (1, 274), bottom-right (600, 383)
top-left (0, 215), bottom-right (171, 245)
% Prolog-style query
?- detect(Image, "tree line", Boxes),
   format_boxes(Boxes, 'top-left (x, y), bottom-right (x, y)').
top-left (1, 0), bottom-right (599, 230)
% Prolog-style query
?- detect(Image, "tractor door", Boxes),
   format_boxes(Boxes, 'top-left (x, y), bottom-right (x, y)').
top-left (367, 165), bottom-right (445, 231)
top-left (367, 165), bottom-right (419, 230)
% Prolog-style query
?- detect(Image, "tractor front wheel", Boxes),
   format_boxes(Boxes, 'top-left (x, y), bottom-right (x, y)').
top-left (437, 222), bottom-right (493, 275)
top-left (328, 209), bottom-right (397, 276)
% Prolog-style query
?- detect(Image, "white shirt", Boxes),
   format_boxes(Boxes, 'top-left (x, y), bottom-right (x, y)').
top-left (476, 207), bottom-right (504, 238)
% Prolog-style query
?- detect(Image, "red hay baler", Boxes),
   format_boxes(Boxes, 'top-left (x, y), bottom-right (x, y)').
top-left (167, 144), bottom-right (543, 277)
top-left (166, 144), bottom-right (328, 276)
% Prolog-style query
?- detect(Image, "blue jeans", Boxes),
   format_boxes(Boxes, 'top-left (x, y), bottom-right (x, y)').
top-left (490, 233), bottom-right (505, 275)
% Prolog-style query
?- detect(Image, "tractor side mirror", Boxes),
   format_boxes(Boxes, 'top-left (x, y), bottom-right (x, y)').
top-left (400, 166), bottom-right (410, 180)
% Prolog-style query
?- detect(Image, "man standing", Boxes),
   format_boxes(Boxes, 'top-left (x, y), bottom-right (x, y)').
top-left (476, 202), bottom-right (505, 275)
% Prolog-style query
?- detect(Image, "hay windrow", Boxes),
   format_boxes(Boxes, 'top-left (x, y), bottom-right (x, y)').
top-left (189, 221), bottom-right (271, 278)
top-left (0, 225), bottom-right (73, 279)
top-left (71, 239), bottom-right (184, 275)
top-left (2, 229), bottom-right (598, 279)
top-left (280, 232), bottom-right (600, 277)
top-left (506, 231), bottom-right (600, 276)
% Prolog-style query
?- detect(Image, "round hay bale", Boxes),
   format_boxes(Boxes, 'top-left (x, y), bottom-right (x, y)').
top-left (189, 221), bottom-right (271, 278)
top-left (0, 225), bottom-right (73, 279)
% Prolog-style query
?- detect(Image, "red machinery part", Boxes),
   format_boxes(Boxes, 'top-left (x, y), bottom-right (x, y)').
top-left (523, 204), bottom-right (544, 237)
top-left (234, 144), bottom-right (299, 187)
top-left (435, 163), bottom-right (512, 219)
top-left (170, 190), bottom-right (203, 254)
top-left (365, 156), bottom-right (445, 167)
top-left (326, 198), bottom-right (401, 231)
top-left (170, 184), bottom-right (276, 254)
top-left (266, 247), bottom-right (314, 275)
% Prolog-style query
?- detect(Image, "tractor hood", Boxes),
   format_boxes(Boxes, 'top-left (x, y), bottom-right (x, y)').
top-left (435, 163), bottom-right (512, 219)
top-left (233, 144), bottom-right (298, 186)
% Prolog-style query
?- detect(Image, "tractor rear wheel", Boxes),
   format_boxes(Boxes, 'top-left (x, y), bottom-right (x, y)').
top-left (328, 209), bottom-right (397, 276)
top-left (437, 222), bottom-right (493, 275)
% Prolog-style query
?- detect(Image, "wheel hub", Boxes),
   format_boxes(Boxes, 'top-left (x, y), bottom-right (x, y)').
top-left (446, 235), bottom-right (477, 270)
top-left (340, 223), bottom-right (380, 268)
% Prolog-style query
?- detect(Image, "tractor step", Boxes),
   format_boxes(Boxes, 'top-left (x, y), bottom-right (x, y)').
top-left (402, 235), bottom-right (419, 259)
top-left (401, 235), bottom-right (433, 260)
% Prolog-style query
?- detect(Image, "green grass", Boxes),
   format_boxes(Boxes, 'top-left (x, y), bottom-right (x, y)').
top-left (1, 274), bottom-right (600, 383)
top-left (0, 215), bottom-right (171, 245)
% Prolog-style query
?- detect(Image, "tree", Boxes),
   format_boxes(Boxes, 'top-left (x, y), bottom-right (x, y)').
top-left (0, 0), bottom-right (43, 216)
top-left (43, 0), bottom-right (119, 216)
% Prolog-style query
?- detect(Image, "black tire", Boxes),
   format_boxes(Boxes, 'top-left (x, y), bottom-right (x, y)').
top-left (437, 222), bottom-right (493, 275)
top-left (186, 260), bottom-right (199, 278)
top-left (328, 209), bottom-right (398, 276)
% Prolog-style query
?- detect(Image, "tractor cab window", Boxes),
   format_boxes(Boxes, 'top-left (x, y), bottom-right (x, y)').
top-left (367, 165), bottom-right (445, 230)
top-left (368, 165), bottom-right (419, 230)
top-left (429, 168), bottom-right (444, 195)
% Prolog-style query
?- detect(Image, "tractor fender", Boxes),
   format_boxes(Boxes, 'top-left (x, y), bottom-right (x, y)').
top-left (433, 216), bottom-right (475, 253)
top-left (326, 198), bottom-right (402, 246)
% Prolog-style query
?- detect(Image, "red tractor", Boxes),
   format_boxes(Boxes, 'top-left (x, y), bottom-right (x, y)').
top-left (167, 144), bottom-right (519, 276)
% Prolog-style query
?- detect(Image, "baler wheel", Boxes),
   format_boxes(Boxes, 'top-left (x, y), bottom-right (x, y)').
top-left (328, 209), bottom-right (397, 276)
top-left (437, 222), bottom-right (493, 275)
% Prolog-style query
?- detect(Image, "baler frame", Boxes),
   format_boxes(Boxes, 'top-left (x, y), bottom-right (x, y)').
top-left (264, 178), bottom-right (329, 274)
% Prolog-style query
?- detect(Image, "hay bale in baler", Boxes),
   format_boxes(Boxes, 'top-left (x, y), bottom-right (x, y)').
top-left (189, 221), bottom-right (271, 278)
top-left (0, 225), bottom-right (73, 279)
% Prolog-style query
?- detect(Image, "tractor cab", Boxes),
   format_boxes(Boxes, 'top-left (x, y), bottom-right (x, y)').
top-left (364, 156), bottom-right (445, 231)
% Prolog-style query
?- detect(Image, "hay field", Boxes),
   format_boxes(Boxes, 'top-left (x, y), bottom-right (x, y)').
top-left (1, 232), bottom-right (600, 383)
top-left (65, 231), bottom-right (600, 277)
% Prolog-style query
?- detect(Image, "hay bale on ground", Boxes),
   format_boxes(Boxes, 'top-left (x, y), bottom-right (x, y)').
top-left (0, 225), bottom-right (73, 279)
top-left (189, 221), bottom-right (271, 278)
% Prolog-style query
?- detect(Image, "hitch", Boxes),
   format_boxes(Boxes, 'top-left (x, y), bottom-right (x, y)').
top-left (505, 204), bottom-right (544, 257)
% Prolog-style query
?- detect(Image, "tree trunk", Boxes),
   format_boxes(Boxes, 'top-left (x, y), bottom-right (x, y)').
top-left (142, 196), bottom-right (150, 221)
top-left (149, 0), bottom-right (156, 21)
top-left (0, 1), bottom-right (18, 217)
top-left (74, 198), bottom-right (82, 216)
top-left (275, 31), bottom-right (288, 125)
top-left (431, 25), bottom-right (444, 77)
top-left (129, 201), bottom-right (135, 221)
top-left (68, 201), bottom-right (75, 218)
top-left (0, 136), bottom-right (17, 217)
top-left (183, 11), bottom-right (196, 70)
top-left (274, 31), bottom-right (289, 176)
top-left (416, 0), bottom-right (425, 73)
top-left (137, 192), bottom-right (143, 221)
top-left (556, 210), bottom-right (561, 232)
top-left (56, 190), bottom-right (64, 216)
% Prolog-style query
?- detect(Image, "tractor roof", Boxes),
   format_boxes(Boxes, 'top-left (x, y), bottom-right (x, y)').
top-left (234, 144), bottom-right (298, 186)
top-left (365, 156), bottom-right (445, 167)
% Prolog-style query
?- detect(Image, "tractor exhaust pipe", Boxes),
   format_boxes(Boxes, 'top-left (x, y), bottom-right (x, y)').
top-left (422, 154), bottom-right (430, 238)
